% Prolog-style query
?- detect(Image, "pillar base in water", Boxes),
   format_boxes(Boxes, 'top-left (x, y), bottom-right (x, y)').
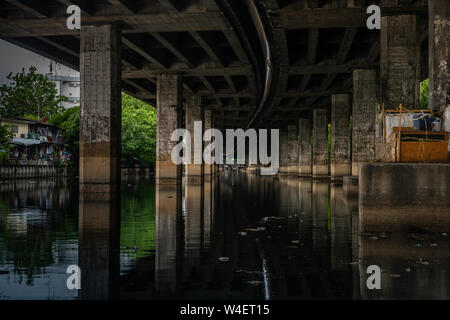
top-left (313, 165), bottom-right (328, 178)
top-left (359, 163), bottom-right (450, 232)
top-left (331, 163), bottom-right (351, 180)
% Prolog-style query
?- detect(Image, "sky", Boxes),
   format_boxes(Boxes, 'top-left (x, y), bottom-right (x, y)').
top-left (0, 39), bottom-right (79, 86)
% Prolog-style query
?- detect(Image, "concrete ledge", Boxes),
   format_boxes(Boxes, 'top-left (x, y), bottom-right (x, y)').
top-left (359, 163), bottom-right (450, 232)
top-left (343, 176), bottom-right (359, 198)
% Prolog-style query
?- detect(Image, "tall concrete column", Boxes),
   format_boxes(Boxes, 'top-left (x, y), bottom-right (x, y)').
top-left (79, 24), bottom-right (121, 192)
top-left (380, 10), bottom-right (420, 109)
top-left (298, 118), bottom-right (312, 176)
top-left (331, 94), bottom-right (351, 179)
top-left (287, 124), bottom-right (298, 175)
top-left (352, 69), bottom-right (379, 176)
top-left (185, 96), bottom-right (203, 180)
top-left (279, 129), bottom-right (289, 175)
top-left (156, 74), bottom-right (182, 183)
top-left (313, 109), bottom-right (329, 178)
top-left (428, 0), bottom-right (450, 151)
top-left (204, 109), bottom-right (212, 176)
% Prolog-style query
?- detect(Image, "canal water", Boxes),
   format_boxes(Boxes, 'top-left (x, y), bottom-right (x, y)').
top-left (0, 172), bottom-right (449, 300)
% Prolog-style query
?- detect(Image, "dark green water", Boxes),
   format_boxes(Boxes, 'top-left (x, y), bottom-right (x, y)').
top-left (0, 173), bottom-right (449, 300)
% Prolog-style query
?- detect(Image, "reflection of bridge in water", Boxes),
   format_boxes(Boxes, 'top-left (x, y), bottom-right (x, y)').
top-left (0, 176), bottom-right (449, 299)
top-left (81, 174), bottom-right (450, 299)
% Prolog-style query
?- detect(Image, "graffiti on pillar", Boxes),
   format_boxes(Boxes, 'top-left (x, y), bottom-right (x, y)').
top-left (66, 5), bottom-right (81, 30)
top-left (366, 5), bottom-right (381, 30)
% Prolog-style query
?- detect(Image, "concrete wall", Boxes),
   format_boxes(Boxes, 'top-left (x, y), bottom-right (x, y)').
top-left (359, 163), bottom-right (450, 232)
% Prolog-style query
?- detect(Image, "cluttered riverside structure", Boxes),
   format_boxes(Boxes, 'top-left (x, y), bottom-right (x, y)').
top-left (0, 117), bottom-right (70, 178)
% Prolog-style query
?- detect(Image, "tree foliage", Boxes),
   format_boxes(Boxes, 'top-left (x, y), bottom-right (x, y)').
top-left (49, 106), bottom-right (80, 162)
top-left (0, 124), bottom-right (14, 164)
top-left (122, 94), bottom-right (157, 166)
top-left (0, 66), bottom-right (67, 119)
top-left (420, 79), bottom-right (429, 109)
top-left (47, 94), bottom-right (156, 168)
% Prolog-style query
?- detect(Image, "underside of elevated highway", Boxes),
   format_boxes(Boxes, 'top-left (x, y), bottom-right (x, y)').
top-left (0, 0), bottom-right (448, 184)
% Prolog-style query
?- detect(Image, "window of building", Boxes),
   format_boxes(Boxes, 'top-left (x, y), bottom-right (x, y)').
top-left (12, 125), bottom-right (18, 134)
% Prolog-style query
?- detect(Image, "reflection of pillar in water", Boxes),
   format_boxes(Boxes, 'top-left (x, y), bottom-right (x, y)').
top-left (203, 176), bottom-right (212, 250)
top-left (278, 177), bottom-right (289, 216)
top-left (344, 196), bottom-right (360, 299)
top-left (298, 178), bottom-right (312, 241)
top-left (155, 183), bottom-right (182, 294)
top-left (330, 185), bottom-right (351, 270)
top-left (312, 181), bottom-right (329, 254)
top-left (272, 177), bottom-right (280, 216)
top-left (184, 179), bottom-right (203, 266)
top-left (78, 189), bottom-right (120, 300)
top-left (286, 178), bottom-right (300, 235)
top-left (287, 178), bottom-right (299, 216)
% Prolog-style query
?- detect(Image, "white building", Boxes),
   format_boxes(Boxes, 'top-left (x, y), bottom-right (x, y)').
top-left (0, 39), bottom-right (80, 109)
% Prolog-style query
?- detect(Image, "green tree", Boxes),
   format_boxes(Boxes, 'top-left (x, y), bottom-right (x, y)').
top-left (121, 94), bottom-right (157, 166)
top-left (0, 66), bottom-right (67, 120)
top-left (47, 94), bottom-right (156, 169)
top-left (49, 106), bottom-right (80, 169)
top-left (420, 79), bottom-right (429, 109)
top-left (0, 124), bottom-right (14, 164)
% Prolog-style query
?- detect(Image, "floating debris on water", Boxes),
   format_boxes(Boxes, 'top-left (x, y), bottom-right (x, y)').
top-left (218, 257), bottom-right (230, 262)
top-left (235, 270), bottom-right (262, 275)
top-left (416, 259), bottom-right (430, 266)
top-left (246, 280), bottom-right (263, 286)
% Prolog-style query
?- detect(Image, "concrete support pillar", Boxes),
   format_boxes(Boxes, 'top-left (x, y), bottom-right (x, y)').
top-left (428, 0), bottom-right (450, 153)
top-left (287, 125), bottom-right (298, 175)
top-left (204, 109), bottom-right (212, 176)
top-left (298, 118), bottom-right (312, 176)
top-left (313, 109), bottom-right (329, 178)
top-left (352, 69), bottom-right (379, 176)
top-left (279, 129), bottom-right (289, 175)
top-left (380, 11), bottom-right (420, 109)
top-left (156, 74), bottom-right (182, 183)
top-left (79, 24), bottom-right (121, 192)
top-left (331, 94), bottom-right (351, 179)
top-left (185, 96), bottom-right (203, 180)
